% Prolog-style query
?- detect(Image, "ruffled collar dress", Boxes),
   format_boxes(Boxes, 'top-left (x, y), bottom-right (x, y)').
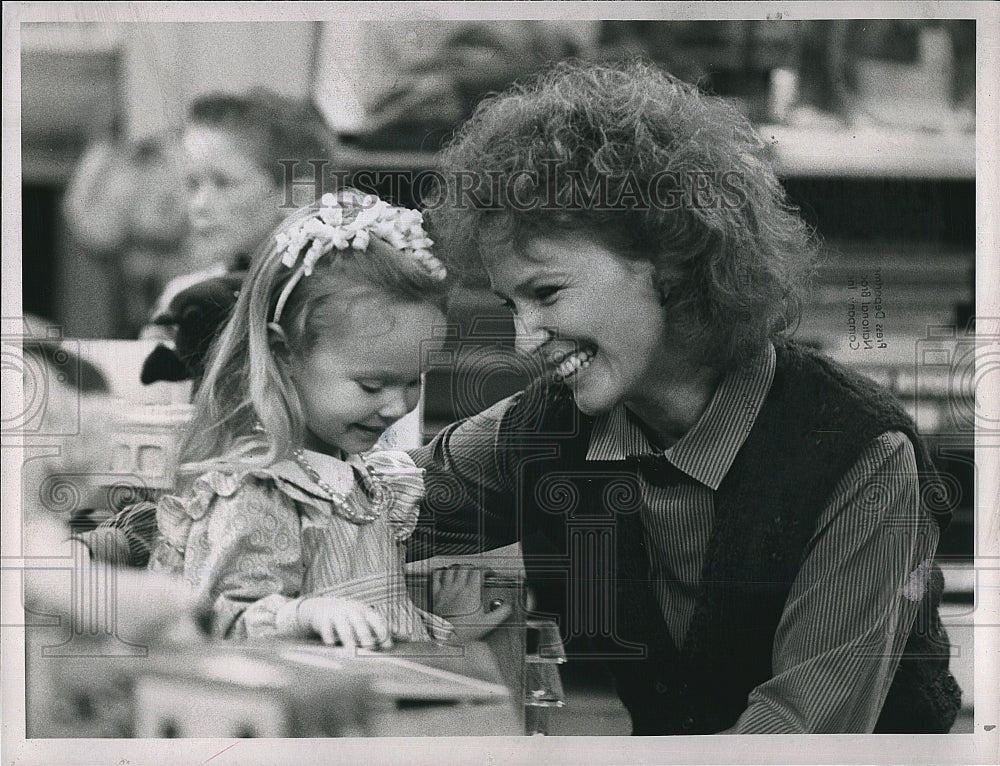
top-left (149, 449), bottom-right (451, 642)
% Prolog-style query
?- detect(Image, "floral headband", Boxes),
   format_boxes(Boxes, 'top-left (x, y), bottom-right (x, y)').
top-left (271, 193), bottom-right (447, 322)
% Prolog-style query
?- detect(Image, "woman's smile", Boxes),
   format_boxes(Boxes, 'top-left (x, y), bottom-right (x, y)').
top-left (551, 345), bottom-right (597, 382)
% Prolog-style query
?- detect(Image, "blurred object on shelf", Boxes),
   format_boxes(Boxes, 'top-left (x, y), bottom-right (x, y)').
top-left (775, 20), bottom-right (974, 132)
top-left (597, 20), bottom-right (800, 122)
top-left (847, 21), bottom-right (974, 132)
top-left (767, 67), bottom-right (799, 124)
top-left (593, 21), bottom-right (711, 85)
top-left (793, 20), bottom-right (852, 121)
top-left (315, 21), bottom-right (593, 151)
top-left (593, 20), bottom-right (974, 132)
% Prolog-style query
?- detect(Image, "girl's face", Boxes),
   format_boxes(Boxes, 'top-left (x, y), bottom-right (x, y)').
top-left (181, 124), bottom-right (281, 265)
top-left (287, 294), bottom-right (445, 456)
top-left (486, 233), bottom-right (676, 417)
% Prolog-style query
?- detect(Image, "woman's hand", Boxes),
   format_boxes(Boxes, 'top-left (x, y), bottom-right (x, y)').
top-left (297, 596), bottom-right (393, 650)
top-left (432, 564), bottom-right (514, 642)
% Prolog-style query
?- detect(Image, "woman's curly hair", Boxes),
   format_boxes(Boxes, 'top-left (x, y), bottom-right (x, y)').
top-left (427, 59), bottom-right (818, 370)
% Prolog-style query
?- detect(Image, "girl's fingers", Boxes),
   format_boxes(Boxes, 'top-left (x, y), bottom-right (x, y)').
top-left (332, 612), bottom-right (357, 649)
top-left (436, 563), bottom-right (480, 587)
top-left (318, 618), bottom-right (337, 646)
top-left (349, 610), bottom-right (376, 648)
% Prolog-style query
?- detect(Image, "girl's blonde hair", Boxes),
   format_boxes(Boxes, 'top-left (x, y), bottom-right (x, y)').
top-left (177, 189), bottom-right (450, 478)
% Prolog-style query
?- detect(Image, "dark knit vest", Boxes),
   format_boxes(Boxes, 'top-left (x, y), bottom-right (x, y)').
top-left (501, 340), bottom-right (960, 734)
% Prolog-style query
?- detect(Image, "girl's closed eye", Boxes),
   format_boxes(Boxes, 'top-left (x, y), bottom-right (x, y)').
top-left (534, 284), bottom-right (564, 305)
top-left (362, 379), bottom-right (420, 395)
top-left (211, 172), bottom-right (234, 190)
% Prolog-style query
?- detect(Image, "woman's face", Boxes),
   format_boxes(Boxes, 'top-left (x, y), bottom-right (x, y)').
top-left (486, 233), bottom-right (675, 416)
top-left (181, 124), bottom-right (281, 265)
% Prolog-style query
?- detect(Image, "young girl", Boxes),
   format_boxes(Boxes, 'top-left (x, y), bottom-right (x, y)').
top-left (147, 189), bottom-right (509, 647)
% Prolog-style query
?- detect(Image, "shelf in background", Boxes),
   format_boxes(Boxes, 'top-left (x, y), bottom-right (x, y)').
top-left (337, 126), bottom-right (975, 181)
top-left (760, 124), bottom-right (975, 180)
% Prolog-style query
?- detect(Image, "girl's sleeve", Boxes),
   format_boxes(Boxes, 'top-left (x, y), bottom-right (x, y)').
top-left (175, 476), bottom-right (308, 639)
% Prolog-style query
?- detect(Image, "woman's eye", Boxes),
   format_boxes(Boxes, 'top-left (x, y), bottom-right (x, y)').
top-left (358, 381), bottom-right (383, 394)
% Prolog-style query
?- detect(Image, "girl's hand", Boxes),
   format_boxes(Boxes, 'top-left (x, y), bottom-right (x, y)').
top-left (432, 564), bottom-right (514, 642)
top-left (297, 596), bottom-right (393, 650)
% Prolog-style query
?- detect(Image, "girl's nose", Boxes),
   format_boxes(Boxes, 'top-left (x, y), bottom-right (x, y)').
top-left (378, 388), bottom-right (413, 421)
top-left (189, 183), bottom-right (210, 212)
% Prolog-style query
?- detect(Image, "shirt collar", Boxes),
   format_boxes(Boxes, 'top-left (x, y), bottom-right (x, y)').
top-left (586, 342), bottom-right (776, 490)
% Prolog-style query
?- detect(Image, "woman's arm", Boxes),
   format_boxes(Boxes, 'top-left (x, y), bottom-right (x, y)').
top-left (727, 431), bottom-right (938, 733)
top-left (407, 394), bottom-right (524, 560)
top-left (72, 501), bottom-right (159, 567)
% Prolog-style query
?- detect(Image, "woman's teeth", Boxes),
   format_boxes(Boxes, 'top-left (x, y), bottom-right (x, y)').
top-left (555, 348), bottom-right (595, 380)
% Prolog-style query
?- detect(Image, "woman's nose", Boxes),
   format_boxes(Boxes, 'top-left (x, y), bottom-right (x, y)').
top-left (512, 313), bottom-right (550, 356)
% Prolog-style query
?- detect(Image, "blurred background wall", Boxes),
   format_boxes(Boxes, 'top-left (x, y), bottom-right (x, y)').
top-left (20, 19), bottom-right (975, 337)
top-left (21, 22), bottom-right (316, 337)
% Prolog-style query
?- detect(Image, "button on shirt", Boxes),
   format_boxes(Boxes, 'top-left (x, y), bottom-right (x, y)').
top-left (412, 342), bottom-right (938, 733)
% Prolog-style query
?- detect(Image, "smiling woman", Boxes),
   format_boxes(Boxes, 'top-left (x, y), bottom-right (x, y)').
top-left (408, 60), bottom-right (962, 735)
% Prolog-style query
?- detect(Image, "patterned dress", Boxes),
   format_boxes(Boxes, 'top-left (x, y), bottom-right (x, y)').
top-left (148, 449), bottom-right (452, 641)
